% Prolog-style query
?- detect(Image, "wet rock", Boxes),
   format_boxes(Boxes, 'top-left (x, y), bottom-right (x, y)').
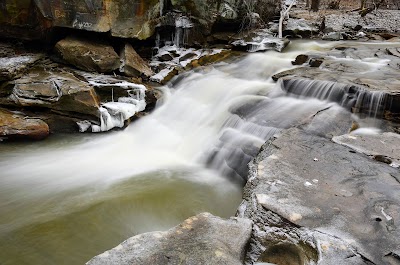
top-left (0, 108), bottom-right (49, 141)
top-left (120, 43), bottom-right (154, 78)
top-left (272, 45), bottom-right (400, 121)
top-left (0, 54), bottom-right (43, 81)
top-left (87, 212), bottom-right (252, 265)
top-left (292, 54), bottom-right (309, 65)
top-left (241, 127), bottom-right (400, 264)
top-left (55, 37), bottom-right (120, 73)
top-left (308, 58), bottom-right (323, 67)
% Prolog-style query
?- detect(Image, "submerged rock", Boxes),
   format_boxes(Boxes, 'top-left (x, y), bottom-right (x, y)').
top-left (55, 37), bottom-right (120, 73)
top-left (241, 128), bottom-right (400, 264)
top-left (87, 213), bottom-right (252, 265)
top-left (0, 108), bottom-right (49, 141)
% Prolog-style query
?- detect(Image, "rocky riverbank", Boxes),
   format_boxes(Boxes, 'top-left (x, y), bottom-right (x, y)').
top-left (1, 1), bottom-right (400, 265)
top-left (87, 39), bottom-right (400, 264)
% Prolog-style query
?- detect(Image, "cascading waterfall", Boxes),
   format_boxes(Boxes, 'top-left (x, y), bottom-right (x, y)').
top-left (280, 78), bottom-right (388, 118)
top-left (0, 40), bottom-right (391, 265)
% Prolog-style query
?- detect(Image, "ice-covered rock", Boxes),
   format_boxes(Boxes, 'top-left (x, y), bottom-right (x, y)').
top-left (78, 81), bottom-right (147, 132)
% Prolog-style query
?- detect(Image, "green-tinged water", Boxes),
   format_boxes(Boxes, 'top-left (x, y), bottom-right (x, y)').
top-left (0, 156), bottom-right (241, 265)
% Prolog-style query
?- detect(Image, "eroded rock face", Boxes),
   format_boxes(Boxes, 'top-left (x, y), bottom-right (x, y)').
top-left (240, 128), bottom-right (400, 264)
top-left (0, 108), bottom-right (49, 141)
top-left (87, 212), bottom-right (252, 265)
top-left (0, 66), bottom-right (100, 119)
top-left (0, 0), bottom-right (279, 41)
top-left (55, 37), bottom-right (120, 73)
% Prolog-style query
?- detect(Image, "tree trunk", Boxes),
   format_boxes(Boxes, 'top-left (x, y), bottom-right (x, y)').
top-left (310, 0), bottom-right (320, 11)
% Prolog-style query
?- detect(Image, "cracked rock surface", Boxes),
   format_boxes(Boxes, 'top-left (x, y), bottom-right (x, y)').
top-left (240, 128), bottom-right (400, 265)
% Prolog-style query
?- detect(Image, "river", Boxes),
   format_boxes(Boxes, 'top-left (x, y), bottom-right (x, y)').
top-left (0, 40), bottom-right (371, 265)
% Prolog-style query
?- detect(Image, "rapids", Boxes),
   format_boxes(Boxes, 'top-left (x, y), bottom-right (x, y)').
top-left (0, 40), bottom-right (387, 265)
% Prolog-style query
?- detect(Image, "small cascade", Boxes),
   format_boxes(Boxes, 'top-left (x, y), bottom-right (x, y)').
top-left (77, 82), bottom-right (146, 133)
top-left (280, 78), bottom-right (388, 118)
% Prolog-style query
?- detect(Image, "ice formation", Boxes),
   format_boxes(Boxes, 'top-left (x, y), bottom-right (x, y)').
top-left (77, 82), bottom-right (146, 132)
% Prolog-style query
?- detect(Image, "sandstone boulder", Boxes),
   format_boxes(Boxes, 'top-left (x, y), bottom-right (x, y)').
top-left (0, 108), bottom-right (49, 141)
top-left (87, 213), bottom-right (252, 265)
top-left (120, 43), bottom-right (154, 78)
top-left (0, 67), bottom-right (100, 119)
top-left (55, 37), bottom-right (120, 73)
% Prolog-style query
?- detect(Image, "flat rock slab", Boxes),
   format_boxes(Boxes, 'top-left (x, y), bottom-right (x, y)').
top-left (87, 213), bottom-right (252, 265)
top-left (243, 128), bottom-right (400, 264)
top-left (333, 132), bottom-right (400, 167)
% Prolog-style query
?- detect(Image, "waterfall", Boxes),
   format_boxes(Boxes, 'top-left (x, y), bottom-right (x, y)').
top-left (0, 40), bottom-right (388, 265)
top-left (279, 78), bottom-right (388, 118)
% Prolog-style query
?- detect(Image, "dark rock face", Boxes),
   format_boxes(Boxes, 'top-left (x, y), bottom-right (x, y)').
top-left (0, 0), bottom-right (279, 41)
top-left (240, 128), bottom-right (400, 264)
top-left (86, 213), bottom-right (252, 265)
top-left (55, 37), bottom-right (120, 73)
top-left (0, 108), bottom-right (49, 141)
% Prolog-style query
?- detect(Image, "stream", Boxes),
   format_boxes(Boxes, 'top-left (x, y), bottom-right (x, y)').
top-left (0, 40), bottom-right (384, 265)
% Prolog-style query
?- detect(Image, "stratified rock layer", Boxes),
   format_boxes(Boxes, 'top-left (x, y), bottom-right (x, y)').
top-left (87, 213), bottom-right (252, 265)
top-left (0, 0), bottom-right (278, 41)
top-left (0, 108), bottom-right (49, 140)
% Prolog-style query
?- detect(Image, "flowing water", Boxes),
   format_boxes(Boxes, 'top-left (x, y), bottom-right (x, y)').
top-left (0, 40), bottom-right (392, 265)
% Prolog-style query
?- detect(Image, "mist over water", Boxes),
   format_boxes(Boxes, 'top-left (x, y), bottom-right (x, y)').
top-left (0, 40), bottom-right (367, 265)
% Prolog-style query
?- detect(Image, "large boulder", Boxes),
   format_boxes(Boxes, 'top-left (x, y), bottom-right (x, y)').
top-left (55, 37), bottom-right (120, 73)
top-left (120, 43), bottom-right (154, 78)
top-left (0, 66), bottom-right (100, 119)
top-left (87, 213), bottom-right (252, 265)
top-left (0, 108), bottom-right (49, 141)
top-left (240, 128), bottom-right (400, 264)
